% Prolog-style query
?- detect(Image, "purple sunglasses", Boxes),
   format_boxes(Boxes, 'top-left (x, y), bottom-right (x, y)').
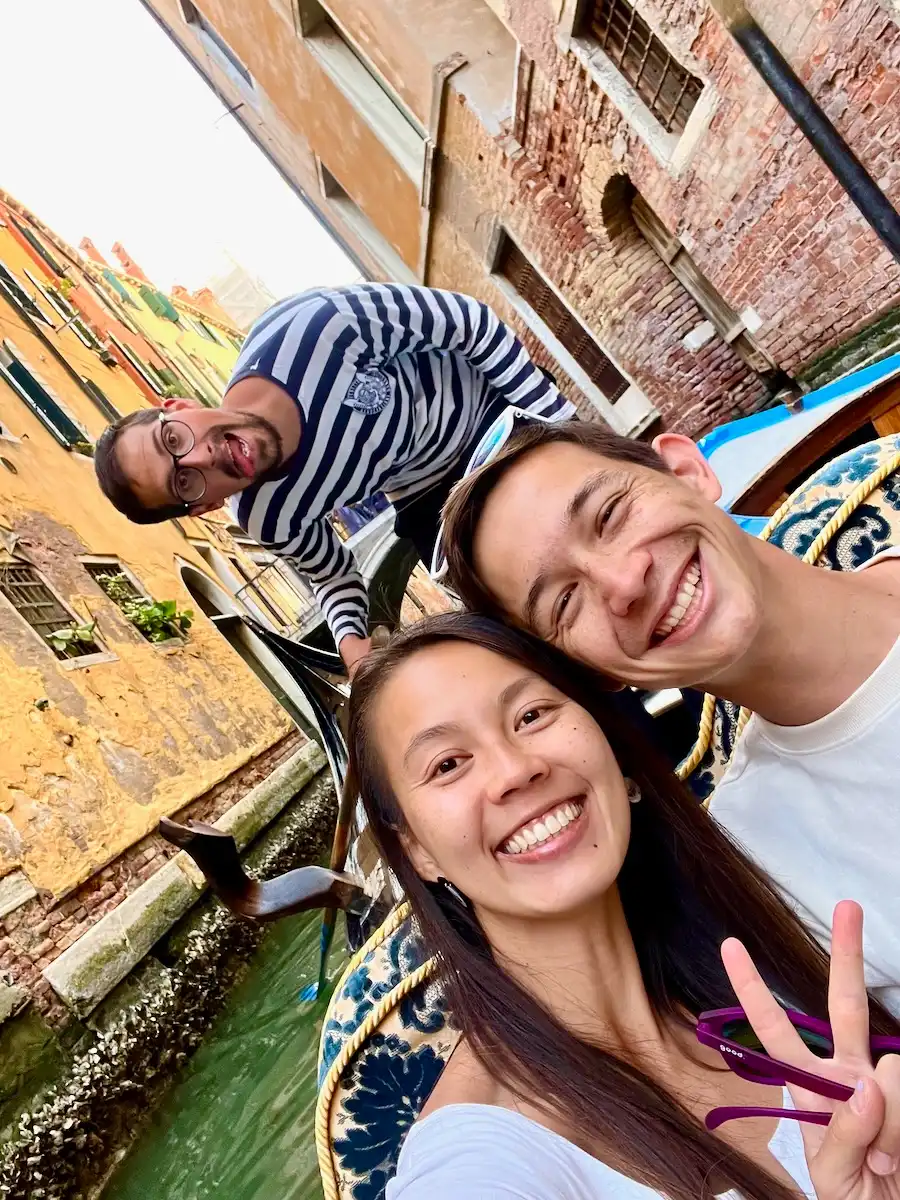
top-left (697, 1006), bottom-right (900, 1130)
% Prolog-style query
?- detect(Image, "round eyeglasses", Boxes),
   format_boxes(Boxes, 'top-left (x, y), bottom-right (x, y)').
top-left (159, 413), bottom-right (207, 505)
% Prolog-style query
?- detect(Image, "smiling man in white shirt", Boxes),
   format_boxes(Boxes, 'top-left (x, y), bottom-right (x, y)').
top-left (440, 420), bottom-right (900, 1011)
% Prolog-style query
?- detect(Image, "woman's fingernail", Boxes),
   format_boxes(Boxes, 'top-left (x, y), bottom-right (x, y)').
top-left (851, 1078), bottom-right (869, 1114)
top-left (868, 1150), bottom-right (898, 1176)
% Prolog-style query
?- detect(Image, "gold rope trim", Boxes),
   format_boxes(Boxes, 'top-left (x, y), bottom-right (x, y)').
top-left (316, 902), bottom-right (412, 1067)
top-left (316, 956), bottom-right (436, 1200)
top-left (677, 450), bottom-right (900, 789)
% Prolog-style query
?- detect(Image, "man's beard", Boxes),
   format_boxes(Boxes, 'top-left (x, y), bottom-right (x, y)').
top-left (216, 412), bottom-right (284, 482)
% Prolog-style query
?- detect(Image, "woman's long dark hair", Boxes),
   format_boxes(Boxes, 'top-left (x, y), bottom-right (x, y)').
top-left (347, 613), bottom-right (899, 1199)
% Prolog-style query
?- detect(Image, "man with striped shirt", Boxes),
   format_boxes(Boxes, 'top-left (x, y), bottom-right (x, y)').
top-left (94, 283), bottom-right (573, 673)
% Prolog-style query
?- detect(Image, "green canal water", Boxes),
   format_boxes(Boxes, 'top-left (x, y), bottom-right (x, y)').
top-left (107, 911), bottom-right (341, 1200)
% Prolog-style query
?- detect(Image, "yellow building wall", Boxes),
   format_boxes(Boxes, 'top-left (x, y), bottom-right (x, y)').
top-left (103, 272), bottom-right (241, 404)
top-left (0, 230), bottom-right (294, 900)
top-left (0, 232), bottom-right (150, 434)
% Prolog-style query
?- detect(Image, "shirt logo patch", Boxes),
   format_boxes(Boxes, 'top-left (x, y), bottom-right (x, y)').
top-left (344, 368), bottom-right (391, 415)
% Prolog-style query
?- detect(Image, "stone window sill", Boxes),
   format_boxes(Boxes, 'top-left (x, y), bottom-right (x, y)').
top-left (60, 650), bottom-right (118, 671)
top-left (558, 32), bottom-right (718, 176)
top-left (152, 636), bottom-right (186, 652)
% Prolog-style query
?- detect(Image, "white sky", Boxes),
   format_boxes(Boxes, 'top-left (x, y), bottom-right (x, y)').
top-left (1, 0), bottom-right (360, 298)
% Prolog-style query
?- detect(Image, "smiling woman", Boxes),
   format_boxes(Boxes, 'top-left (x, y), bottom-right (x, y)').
top-left (325, 613), bottom-right (900, 1200)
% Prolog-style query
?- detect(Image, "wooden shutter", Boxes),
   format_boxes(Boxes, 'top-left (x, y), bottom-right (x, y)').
top-left (81, 377), bottom-right (120, 423)
top-left (0, 263), bottom-right (51, 325)
top-left (499, 238), bottom-right (630, 402)
top-left (0, 349), bottom-right (87, 448)
top-left (8, 216), bottom-right (66, 277)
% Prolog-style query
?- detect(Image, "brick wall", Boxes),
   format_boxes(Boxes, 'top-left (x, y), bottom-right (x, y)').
top-left (0, 730), bottom-right (304, 1024)
top-left (434, 0), bottom-right (900, 436)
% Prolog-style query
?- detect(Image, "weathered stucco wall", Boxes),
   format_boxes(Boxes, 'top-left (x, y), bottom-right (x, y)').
top-left (0, 229), bottom-right (294, 899)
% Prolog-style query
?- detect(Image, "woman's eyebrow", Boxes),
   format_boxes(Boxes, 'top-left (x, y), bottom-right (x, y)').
top-left (403, 723), bottom-right (460, 768)
top-left (401, 677), bottom-right (540, 768)
top-left (497, 675), bottom-right (538, 710)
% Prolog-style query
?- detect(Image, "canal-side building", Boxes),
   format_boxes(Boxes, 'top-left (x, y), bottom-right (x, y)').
top-left (76, 234), bottom-right (246, 407)
top-left (140, 0), bottom-right (900, 436)
top-left (0, 194), bottom-right (328, 1060)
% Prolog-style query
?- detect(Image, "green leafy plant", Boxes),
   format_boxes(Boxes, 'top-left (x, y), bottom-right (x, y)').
top-left (48, 621), bottom-right (97, 658)
top-left (96, 572), bottom-right (134, 605)
top-left (58, 277), bottom-right (75, 298)
top-left (122, 598), bottom-right (193, 643)
top-left (96, 573), bottom-right (192, 642)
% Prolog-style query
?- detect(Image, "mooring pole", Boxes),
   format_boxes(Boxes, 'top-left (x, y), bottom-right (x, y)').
top-left (708, 0), bottom-right (900, 265)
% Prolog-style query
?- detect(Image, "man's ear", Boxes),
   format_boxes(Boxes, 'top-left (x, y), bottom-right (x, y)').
top-left (187, 499), bottom-right (224, 518)
top-left (162, 395), bottom-right (204, 413)
top-left (651, 432), bottom-right (722, 503)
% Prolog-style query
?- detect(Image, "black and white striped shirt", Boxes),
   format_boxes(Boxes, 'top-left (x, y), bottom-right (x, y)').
top-left (229, 284), bottom-right (573, 648)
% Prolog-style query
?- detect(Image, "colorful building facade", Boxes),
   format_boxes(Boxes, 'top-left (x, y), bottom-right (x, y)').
top-left (0, 192), bottom-right (320, 1032)
top-left (140, 0), bottom-right (900, 436)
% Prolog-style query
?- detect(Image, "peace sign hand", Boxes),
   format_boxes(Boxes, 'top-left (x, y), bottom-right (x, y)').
top-left (722, 900), bottom-right (900, 1198)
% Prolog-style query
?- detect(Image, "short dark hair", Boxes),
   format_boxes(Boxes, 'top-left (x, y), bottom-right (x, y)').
top-left (94, 409), bottom-right (188, 525)
top-left (442, 419), bottom-right (670, 620)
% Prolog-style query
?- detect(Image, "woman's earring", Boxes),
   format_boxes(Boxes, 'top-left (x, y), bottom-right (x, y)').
top-left (626, 779), bottom-right (641, 804)
top-left (437, 877), bottom-right (471, 909)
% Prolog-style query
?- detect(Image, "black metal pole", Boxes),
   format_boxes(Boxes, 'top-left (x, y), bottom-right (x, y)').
top-left (713, 2), bottom-right (900, 265)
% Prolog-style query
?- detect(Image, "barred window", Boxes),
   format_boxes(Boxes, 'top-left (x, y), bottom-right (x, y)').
top-left (498, 236), bottom-right (629, 402)
top-left (83, 561), bottom-right (143, 602)
top-left (0, 564), bottom-right (100, 658)
top-left (581, 0), bottom-right (702, 135)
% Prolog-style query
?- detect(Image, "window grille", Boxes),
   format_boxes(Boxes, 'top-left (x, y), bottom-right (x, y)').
top-left (0, 564), bottom-right (100, 657)
top-left (583, 0), bottom-right (702, 134)
top-left (84, 562), bottom-right (143, 602)
top-left (498, 238), bottom-right (629, 402)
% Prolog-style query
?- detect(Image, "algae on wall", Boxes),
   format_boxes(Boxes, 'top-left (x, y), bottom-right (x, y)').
top-left (0, 772), bottom-right (337, 1199)
top-left (799, 307), bottom-right (900, 391)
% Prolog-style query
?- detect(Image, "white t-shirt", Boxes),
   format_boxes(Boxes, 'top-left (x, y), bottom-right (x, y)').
top-left (712, 549), bottom-right (900, 1015)
top-left (387, 1101), bottom-right (814, 1198)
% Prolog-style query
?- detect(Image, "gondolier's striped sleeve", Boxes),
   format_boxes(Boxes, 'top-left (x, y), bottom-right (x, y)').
top-left (332, 284), bottom-right (572, 420)
top-left (282, 521), bottom-right (368, 648)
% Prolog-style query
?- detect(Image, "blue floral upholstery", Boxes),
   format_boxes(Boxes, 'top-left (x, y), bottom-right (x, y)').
top-left (317, 909), bottom-right (459, 1199)
top-left (685, 433), bottom-right (900, 801)
top-left (317, 435), bottom-right (900, 1200)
